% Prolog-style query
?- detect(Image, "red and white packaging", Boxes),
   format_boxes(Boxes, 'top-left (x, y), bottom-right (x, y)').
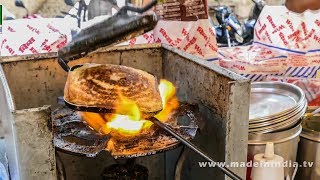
top-left (120, 0), bottom-right (218, 60)
top-left (284, 51), bottom-right (320, 78)
top-left (217, 5), bottom-right (320, 107)
top-left (253, 6), bottom-right (320, 79)
top-left (265, 76), bottom-right (320, 106)
top-left (218, 6), bottom-right (320, 81)
top-left (0, 18), bottom-right (73, 56)
top-left (218, 45), bottom-right (287, 81)
top-left (254, 6), bottom-right (320, 53)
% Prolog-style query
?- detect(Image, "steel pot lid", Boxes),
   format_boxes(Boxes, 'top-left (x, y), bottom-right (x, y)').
top-left (249, 98), bottom-right (305, 123)
top-left (249, 101), bottom-right (306, 133)
top-left (249, 82), bottom-right (305, 121)
top-left (301, 115), bottom-right (320, 142)
top-left (249, 101), bottom-right (307, 128)
top-left (248, 124), bottom-right (302, 144)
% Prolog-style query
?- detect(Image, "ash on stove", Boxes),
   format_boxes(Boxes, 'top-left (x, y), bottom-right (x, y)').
top-left (52, 103), bottom-right (199, 158)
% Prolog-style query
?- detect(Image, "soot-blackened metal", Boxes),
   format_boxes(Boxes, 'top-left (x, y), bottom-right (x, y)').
top-left (52, 103), bottom-right (199, 158)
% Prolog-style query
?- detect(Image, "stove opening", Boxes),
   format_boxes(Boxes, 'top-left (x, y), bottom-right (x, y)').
top-left (80, 79), bottom-right (179, 137)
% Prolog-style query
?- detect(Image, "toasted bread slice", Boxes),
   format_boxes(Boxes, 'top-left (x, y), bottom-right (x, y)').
top-left (64, 64), bottom-right (163, 115)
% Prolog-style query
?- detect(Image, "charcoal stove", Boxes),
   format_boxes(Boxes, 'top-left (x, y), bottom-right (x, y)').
top-left (32, 1), bottom-right (247, 178)
top-left (48, 1), bottom-right (242, 177)
top-left (0, 44), bottom-right (250, 179)
top-left (0, 5), bottom-right (250, 178)
top-left (53, 101), bottom-right (199, 179)
top-left (52, 102), bottom-right (198, 158)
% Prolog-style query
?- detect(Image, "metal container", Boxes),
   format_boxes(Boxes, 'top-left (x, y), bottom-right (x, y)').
top-left (296, 111), bottom-right (320, 180)
top-left (250, 82), bottom-right (305, 122)
top-left (249, 82), bottom-right (307, 133)
top-left (248, 124), bottom-right (302, 177)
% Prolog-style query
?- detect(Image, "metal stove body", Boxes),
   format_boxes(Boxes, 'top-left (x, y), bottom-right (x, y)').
top-left (0, 44), bottom-right (250, 180)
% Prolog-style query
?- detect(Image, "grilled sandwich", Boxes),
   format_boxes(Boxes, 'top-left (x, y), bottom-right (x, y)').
top-left (64, 63), bottom-right (163, 116)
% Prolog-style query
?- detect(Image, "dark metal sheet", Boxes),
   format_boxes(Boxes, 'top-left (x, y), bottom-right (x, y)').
top-left (52, 103), bottom-right (199, 158)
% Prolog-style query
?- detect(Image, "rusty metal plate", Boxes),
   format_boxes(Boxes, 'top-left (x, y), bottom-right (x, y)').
top-left (52, 103), bottom-right (199, 158)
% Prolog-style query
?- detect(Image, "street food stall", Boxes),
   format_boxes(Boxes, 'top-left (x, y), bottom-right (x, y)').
top-left (0, 0), bottom-right (319, 180)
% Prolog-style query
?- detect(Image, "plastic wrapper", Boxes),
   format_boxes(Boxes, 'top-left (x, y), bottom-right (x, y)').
top-left (253, 6), bottom-right (320, 79)
top-left (119, 0), bottom-right (218, 60)
top-left (219, 6), bottom-right (320, 81)
top-left (254, 6), bottom-right (320, 53)
top-left (0, 18), bottom-right (73, 56)
top-left (218, 45), bottom-right (287, 81)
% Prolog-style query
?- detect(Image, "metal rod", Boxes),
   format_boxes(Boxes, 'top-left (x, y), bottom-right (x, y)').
top-left (149, 117), bottom-right (242, 180)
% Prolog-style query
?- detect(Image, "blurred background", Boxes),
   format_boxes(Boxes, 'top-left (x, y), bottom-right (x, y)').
top-left (1, 0), bottom-right (284, 20)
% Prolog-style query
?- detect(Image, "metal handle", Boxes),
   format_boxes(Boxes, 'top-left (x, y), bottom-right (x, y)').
top-left (58, 57), bottom-right (70, 72)
top-left (57, 1), bottom-right (158, 72)
top-left (149, 117), bottom-right (243, 180)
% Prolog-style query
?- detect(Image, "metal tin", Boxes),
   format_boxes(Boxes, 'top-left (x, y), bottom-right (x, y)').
top-left (296, 110), bottom-right (320, 180)
top-left (300, 115), bottom-right (320, 142)
top-left (250, 82), bottom-right (305, 122)
top-left (249, 102), bottom-right (306, 133)
top-left (249, 82), bottom-right (307, 133)
top-left (248, 124), bottom-right (302, 177)
top-left (249, 102), bottom-right (306, 128)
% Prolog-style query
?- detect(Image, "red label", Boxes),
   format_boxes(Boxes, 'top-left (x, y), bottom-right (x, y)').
top-left (314, 34), bottom-right (320, 44)
top-left (301, 22), bottom-right (308, 36)
top-left (160, 28), bottom-right (174, 45)
top-left (267, 15), bottom-right (276, 29)
top-left (288, 30), bottom-right (301, 40)
top-left (183, 37), bottom-right (197, 51)
top-left (27, 25), bottom-right (40, 35)
top-left (143, 34), bottom-right (149, 40)
top-left (209, 27), bottom-right (215, 37)
top-left (155, 38), bottom-right (162, 43)
top-left (5, 45), bottom-right (15, 55)
top-left (194, 44), bottom-right (204, 57)
top-left (19, 37), bottom-right (35, 53)
top-left (255, 29), bottom-right (261, 40)
top-left (208, 43), bottom-right (217, 52)
top-left (265, 31), bottom-right (272, 43)
top-left (286, 19), bottom-right (294, 32)
top-left (279, 32), bottom-right (288, 45)
top-left (29, 47), bottom-right (38, 54)
top-left (1, 39), bottom-right (7, 49)
top-left (304, 29), bottom-right (315, 41)
top-left (129, 38), bottom-right (136, 45)
top-left (7, 26), bottom-right (15, 32)
top-left (272, 25), bottom-right (285, 34)
top-left (47, 24), bottom-right (60, 33)
top-left (315, 19), bottom-right (320, 27)
top-left (174, 38), bottom-right (182, 45)
top-left (197, 26), bottom-right (208, 41)
top-left (258, 24), bottom-right (266, 34)
top-left (232, 64), bottom-right (246, 71)
top-left (182, 28), bottom-right (188, 36)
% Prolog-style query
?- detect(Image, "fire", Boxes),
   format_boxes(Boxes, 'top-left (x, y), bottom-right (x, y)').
top-left (80, 79), bottom-right (179, 136)
top-left (105, 95), bottom-right (153, 135)
top-left (155, 79), bottom-right (179, 122)
top-left (80, 112), bottom-right (110, 134)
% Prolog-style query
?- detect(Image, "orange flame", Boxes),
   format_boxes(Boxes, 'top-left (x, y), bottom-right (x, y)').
top-left (106, 95), bottom-right (153, 135)
top-left (81, 79), bottom-right (179, 136)
top-left (80, 112), bottom-right (109, 134)
top-left (155, 79), bottom-right (179, 122)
